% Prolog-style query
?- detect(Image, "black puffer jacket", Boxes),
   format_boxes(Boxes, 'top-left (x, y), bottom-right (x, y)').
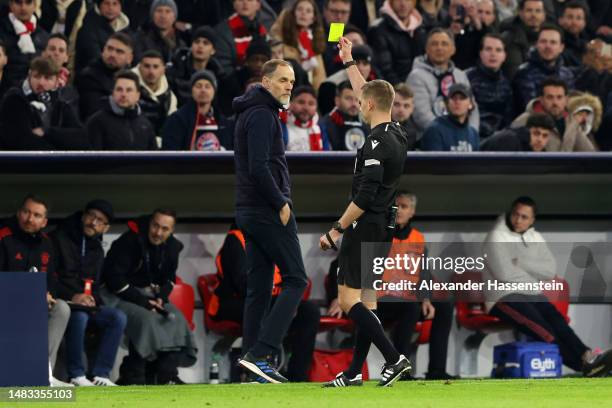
top-left (367, 13), bottom-right (426, 85)
top-left (75, 58), bottom-right (119, 121)
top-left (0, 15), bottom-right (49, 87)
top-left (133, 23), bottom-right (188, 63)
top-left (86, 97), bottom-right (157, 150)
top-left (50, 212), bottom-right (106, 304)
top-left (103, 215), bottom-right (183, 308)
top-left (500, 16), bottom-right (540, 79)
top-left (480, 127), bottom-right (533, 151)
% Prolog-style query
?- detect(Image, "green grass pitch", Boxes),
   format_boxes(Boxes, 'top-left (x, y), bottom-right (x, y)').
top-left (3, 378), bottom-right (612, 408)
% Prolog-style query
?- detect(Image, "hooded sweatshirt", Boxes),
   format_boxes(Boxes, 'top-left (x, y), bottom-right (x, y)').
top-left (233, 85), bottom-right (291, 211)
top-left (132, 65), bottom-right (178, 136)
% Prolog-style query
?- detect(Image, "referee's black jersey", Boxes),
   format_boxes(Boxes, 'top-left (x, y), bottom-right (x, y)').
top-left (350, 121), bottom-right (409, 215)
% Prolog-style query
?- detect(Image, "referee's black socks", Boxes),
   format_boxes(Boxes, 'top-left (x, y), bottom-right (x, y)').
top-left (347, 302), bottom-right (401, 366)
top-left (344, 326), bottom-right (372, 379)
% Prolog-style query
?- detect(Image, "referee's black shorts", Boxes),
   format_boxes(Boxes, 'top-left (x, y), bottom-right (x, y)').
top-left (337, 214), bottom-right (393, 290)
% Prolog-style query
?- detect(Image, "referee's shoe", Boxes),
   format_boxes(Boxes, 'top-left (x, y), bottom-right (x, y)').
top-left (323, 372), bottom-right (363, 387)
top-left (378, 355), bottom-right (412, 387)
top-left (238, 352), bottom-right (288, 384)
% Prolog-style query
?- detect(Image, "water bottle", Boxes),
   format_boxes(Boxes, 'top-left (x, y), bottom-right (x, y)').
top-left (209, 358), bottom-right (220, 384)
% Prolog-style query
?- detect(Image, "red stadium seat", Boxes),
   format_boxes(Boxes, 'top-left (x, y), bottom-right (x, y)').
top-left (197, 274), bottom-right (241, 337)
top-left (168, 276), bottom-right (196, 331)
top-left (542, 277), bottom-right (571, 323)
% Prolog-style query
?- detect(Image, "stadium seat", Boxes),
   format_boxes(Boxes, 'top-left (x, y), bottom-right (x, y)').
top-left (197, 274), bottom-right (241, 337)
top-left (168, 276), bottom-right (196, 331)
top-left (542, 277), bottom-right (571, 323)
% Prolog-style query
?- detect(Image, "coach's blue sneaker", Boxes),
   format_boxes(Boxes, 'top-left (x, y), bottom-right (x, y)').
top-left (377, 355), bottom-right (412, 387)
top-left (238, 352), bottom-right (288, 384)
top-left (583, 349), bottom-right (612, 377)
top-left (322, 372), bottom-right (363, 387)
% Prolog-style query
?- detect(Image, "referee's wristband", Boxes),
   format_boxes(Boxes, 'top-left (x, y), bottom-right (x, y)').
top-left (343, 60), bottom-right (357, 69)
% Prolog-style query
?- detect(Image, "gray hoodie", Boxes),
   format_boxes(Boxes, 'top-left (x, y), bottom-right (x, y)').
top-left (406, 56), bottom-right (480, 136)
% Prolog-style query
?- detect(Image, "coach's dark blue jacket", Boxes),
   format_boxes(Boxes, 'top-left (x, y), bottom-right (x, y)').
top-left (233, 85), bottom-right (292, 211)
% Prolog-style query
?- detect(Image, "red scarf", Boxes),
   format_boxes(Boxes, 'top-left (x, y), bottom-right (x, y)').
top-left (298, 29), bottom-right (316, 61)
top-left (280, 110), bottom-right (324, 151)
top-left (190, 107), bottom-right (220, 151)
top-left (329, 107), bottom-right (345, 126)
top-left (58, 67), bottom-right (70, 88)
top-left (228, 13), bottom-right (267, 65)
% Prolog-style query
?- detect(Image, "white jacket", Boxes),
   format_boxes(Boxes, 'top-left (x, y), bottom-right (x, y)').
top-left (483, 214), bottom-right (556, 310)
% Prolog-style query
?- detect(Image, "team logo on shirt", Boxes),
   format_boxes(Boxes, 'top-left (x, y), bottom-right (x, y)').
top-left (345, 127), bottom-right (365, 150)
top-left (371, 140), bottom-right (380, 150)
top-left (195, 133), bottom-right (221, 151)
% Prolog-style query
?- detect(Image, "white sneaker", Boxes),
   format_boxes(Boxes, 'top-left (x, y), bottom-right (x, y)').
top-left (50, 376), bottom-right (74, 387)
top-left (70, 376), bottom-right (95, 386)
top-left (92, 376), bottom-right (118, 386)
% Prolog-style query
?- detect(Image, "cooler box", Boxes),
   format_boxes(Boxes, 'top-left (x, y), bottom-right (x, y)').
top-left (492, 342), bottom-right (562, 378)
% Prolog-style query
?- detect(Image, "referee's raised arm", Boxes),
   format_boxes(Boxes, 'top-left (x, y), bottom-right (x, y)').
top-left (338, 37), bottom-right (366, 100)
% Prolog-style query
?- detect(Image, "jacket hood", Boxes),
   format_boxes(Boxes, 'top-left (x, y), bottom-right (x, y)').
top-left (568, 92), bottom-right (602, 133)
top-left (232, 84), bottom-right (284, 114)
top-left (379, 0), bottom-right (423, 34)
top-left (94, 4), bottom-right (130, 32)
top-left (412, 55), bottom-right (456, 75)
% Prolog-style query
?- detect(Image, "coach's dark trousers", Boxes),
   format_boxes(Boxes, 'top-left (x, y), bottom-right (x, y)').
top-left (236, 207), bottom-right (308, 357)
top-left (490, 293), bottom-right (589, 371)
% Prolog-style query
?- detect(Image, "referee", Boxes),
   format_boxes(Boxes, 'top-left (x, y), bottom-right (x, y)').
top-left (233, 60), bottom-right (308, 383)
top-left (319, 37), bottom-right (411, 387)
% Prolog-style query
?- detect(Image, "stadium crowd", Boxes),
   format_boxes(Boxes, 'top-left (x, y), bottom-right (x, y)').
top-left (0, 0), bottom-right (609, 151)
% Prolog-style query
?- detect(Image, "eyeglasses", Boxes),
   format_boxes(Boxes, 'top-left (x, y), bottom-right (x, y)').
top-left (85, 211), bottom-right (109, 226)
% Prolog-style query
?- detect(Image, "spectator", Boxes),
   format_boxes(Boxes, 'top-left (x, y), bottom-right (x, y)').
top-left (466, 33), bottom-right (513, 138)
top-left (214, 0), bottom-right (268, 73)
top-left (590, 0), bottom-right (612, 40)
top-left (234, 37), bottom-right (272, 93)
top-left (417, 0), bottom-right (449, 32)
top-left (87, 70), bottom-right (157, 150)
top-left (74, 0), bottom-right (131, 73)
top-left (407, 28), bottom-right (480, 135)
top-left (477, 0), bottom-right (499, 30)
top-left (421, 83), bottom-right (480, 151)
top-left (209, 223), bottom-right (320, 382)
top-left (168, 26), bottom-right (236, 112)
top-left (574, 39), bottom-right (612, 113)
top-left (76, 32), bottom-right (134, 120)
top-left (0, 40), bottom-right (9, 100)
top-left (391, 83), bottom-right (418, 147)
top-left (162, 70), bottom-right (233, 150)
top-left (319, 80), bottom-right (369, 151)
top-left (512, 23), bottom-right (574, 114)
top-left (132, 50), bottom-right (177, 138)
top-left (448, 0), bottom-right (489, 70)
top-left (500, 0), bottom-right (546, 79)
top-left (484, 196), bottom-right (612, 377)
top-left (120, 0), bottom-right (153, 31)
top-left (376, 191), bottom-right (455, 380)
top-left (567, 92), bottom-right (603, 149)
top-left (321, 0), bottom-right (352, 76)
top-left (41, 33), bottom-right (79, 113)
top-left (481, 112), bottom-right (556, 150)
top-left (38, 0), bottom-right (87, 40)
top-left (269, 37), bottom-right (310, 88)
top-left (133, 0), bottom-right (187, 63)
top-left (271, 0), bottom-right (327, 90)
top-left (0, 57), bottom-right (86, 150)
top-left (318, 44), bottom-right (374, 116)
top-left (280, 85), bottom-right (329, 151)
top-left (0, 0), bottom-right (49, 87)
top-left (558, 1), bottom-right (590, 68)
top-left (495, 0), bottom-right (518, 21)
top-left (102, 209), bottom-right (196, 385)
top-left (367, 0), bottom-right (426, 86)
top-left (50, 200), bottom-right (126, 387)
top-left (512, 76), bottom-right (596, 151)
top-left (349, 0), bottom-right (383, 34)
top-left (174, 0), bottom-right (227, 32)
top-left (0, 195), bottom-right (71, 387)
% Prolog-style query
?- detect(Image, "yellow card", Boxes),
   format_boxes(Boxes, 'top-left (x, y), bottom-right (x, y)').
top-left (328, 22), bottom-right (345, 42)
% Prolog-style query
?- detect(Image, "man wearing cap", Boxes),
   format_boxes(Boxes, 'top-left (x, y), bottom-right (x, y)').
top-left (133, 0), bottom-right (187, 63)
top-left (214, 0), bottom-right (268, 72)
top-left (421, 83), bottom-right (480, 151)
top-left (481, 112), bottom-right (556, 151)
top-left (317, 44), bottom-right (375, 116)
top-left (74, 0), bottom-right (131, 73)
top-left (235, 37), bottom-right (272, 93)
top-left (280, 85), bottom-right (330, 151)
top-left (168, 26), bottom-right (237, 113)
top-left (407, 28), bottom-right (479, 137)
top-left (132, 49), bottom-right (178, 138)
top-left (511, 76), bottom-right (595, 151)
top-left (50, 200), bottom-right (127, 387)
top-left (162, 69), bottom-right (233, 150)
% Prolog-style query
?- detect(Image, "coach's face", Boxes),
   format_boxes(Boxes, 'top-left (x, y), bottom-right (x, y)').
top-left (262, 64), bottom-right (295, 105)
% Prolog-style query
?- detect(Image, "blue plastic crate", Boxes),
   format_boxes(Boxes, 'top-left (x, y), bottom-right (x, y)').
top-left (492, 342), bottom-right (562, 378)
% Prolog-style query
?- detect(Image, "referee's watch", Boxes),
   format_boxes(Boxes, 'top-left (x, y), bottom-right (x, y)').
top-left (332, 221), bottom-right (345, 233)
top-left (343, 60), bottom-right (357, 69)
